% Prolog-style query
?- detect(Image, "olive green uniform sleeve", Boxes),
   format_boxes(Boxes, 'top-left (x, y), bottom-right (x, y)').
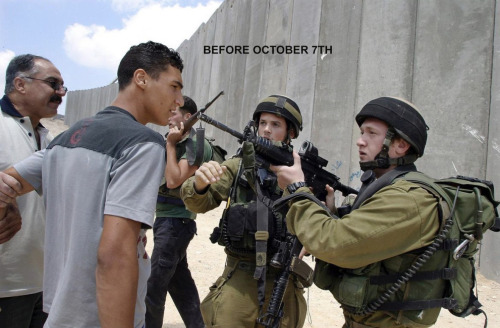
top-left (180, 157), bottom-right (241, 213)
top-left (286, 179), bottom-right (440, 269)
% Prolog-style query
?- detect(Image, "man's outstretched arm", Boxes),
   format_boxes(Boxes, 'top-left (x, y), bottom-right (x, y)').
top-left (96, 214), bottom-right (141, 328)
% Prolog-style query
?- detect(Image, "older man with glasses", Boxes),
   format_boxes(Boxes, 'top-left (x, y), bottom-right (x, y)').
top-left (0, 54), bottom-right (66, 328)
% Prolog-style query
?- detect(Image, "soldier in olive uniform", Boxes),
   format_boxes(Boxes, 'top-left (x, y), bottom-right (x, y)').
top-left (181, 95), bottom-right (307, 328)
top-left (273, 97), bottom-right (445, 328)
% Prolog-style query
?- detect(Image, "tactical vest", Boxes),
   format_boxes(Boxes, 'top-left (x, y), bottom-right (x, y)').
top-left (326, 248), bottom-right (449, 326)
top-left (212, 143), bottom-right (285, 258)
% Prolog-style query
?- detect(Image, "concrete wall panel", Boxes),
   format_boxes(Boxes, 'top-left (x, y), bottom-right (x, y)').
top-left (347, 0), bottom-right (417, 188)
top-left (312, 0), bottom-right (362, 183)
top-left (482, 0), bottom-right (500, 281)
top-left (224, 0), bottom-right (251, 143)
top-left (237, 0), bottom-right (270, 155)
top-left (190, 15), bottom-right (219, 140)
top-left (65, 84), bottom-right (118, 127)
top-left (204, 0), bottom-right (237, 147)
top-left (413, 0), bottom-right (495, 179)
top-left (285, 0), bottom-right (322, 147)
top-left (257, 0), bottom-right (294, 101)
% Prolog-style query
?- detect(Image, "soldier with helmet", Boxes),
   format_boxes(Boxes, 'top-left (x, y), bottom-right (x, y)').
top-left (272, 97), bottom-right (444, 327)
top-left (181, 95), bottom-right (307, 327)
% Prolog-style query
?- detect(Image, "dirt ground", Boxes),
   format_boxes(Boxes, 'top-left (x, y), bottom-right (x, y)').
top-left (42, 117), bottom-right (500, 328)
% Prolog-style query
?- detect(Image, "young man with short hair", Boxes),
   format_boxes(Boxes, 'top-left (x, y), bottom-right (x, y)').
top-left (146, 96), bottom-right (212, 328)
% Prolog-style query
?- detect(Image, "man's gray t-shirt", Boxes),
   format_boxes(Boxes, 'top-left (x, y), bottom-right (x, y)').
top-left (15, 107), bottom-right (165, 328)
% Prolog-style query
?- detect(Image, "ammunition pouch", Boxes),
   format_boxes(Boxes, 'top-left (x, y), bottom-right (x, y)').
top-left (313, 258), bottom-right (342, 290)
top-left (224, 200), bottom-right (280, 254)
top-left (290, 256), bottom-right (314, 288)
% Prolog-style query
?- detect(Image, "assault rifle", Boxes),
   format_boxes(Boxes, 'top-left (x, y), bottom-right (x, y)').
top-left (197, 113), bottom-right (357, 200)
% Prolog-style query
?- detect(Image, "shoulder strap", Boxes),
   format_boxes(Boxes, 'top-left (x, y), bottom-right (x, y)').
top-left (351, 164), bottom-right (417, 210)
top-left (254, 180), bottom-right (269, 311)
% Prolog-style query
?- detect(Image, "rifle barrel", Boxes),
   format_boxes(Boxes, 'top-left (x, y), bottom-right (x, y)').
top-left (198, 113), bottom-right (245, 140)
top-left (201, 90), bottom-right (224, 113)
top-left (182, 91), bottom-right (225, 132)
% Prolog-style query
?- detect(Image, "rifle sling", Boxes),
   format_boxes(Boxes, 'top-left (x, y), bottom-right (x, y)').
top-left (194, 127), bottom-right (205, 167)
top-left (254, 180), bottom-right (269, 310)
top-left (273, 191), bottom-right (331, 215)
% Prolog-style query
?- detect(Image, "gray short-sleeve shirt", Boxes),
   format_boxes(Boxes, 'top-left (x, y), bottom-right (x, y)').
top-left (15, 107), bottom-right (165, 328)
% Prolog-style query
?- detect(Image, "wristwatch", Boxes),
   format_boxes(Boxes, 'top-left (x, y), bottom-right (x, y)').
top-left (286, 181), bottom-right (307, 194)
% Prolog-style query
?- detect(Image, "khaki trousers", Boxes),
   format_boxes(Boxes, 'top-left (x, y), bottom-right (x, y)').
top-left (200, 254), bottom-right (307, 328)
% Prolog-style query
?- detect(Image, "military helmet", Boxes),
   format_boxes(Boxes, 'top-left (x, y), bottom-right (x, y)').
top-left (355, 97), bottom-right (428, 156)
top-left (253, 95), bottom-right (303, 138)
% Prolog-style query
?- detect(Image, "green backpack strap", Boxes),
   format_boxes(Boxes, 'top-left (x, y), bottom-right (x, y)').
top-left (351, 164), bottom-right (416, 210)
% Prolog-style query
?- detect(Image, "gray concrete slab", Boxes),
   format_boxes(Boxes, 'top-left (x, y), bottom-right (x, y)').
top-left (224, 0), bottom-right (251, 141)
top-left (257, 0), bottom-right (294, 101)
top-left (348, 0), bottom-right (417, 189)
top-left (285, 0), bottom-right (322, 149)
top-left (238, 0), bottom-right (270, 153)
top-left (482, 0), bottom-right (500, 281)
top-left (205, 0), bottom-right (236, 147)
top-left (312, 0), bottom-right (362, 184)
top-left (413, 0), bottom-right (495, 179)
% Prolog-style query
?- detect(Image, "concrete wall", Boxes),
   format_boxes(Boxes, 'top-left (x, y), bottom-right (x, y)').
top-left (65, 0), bottom-right (500, 280)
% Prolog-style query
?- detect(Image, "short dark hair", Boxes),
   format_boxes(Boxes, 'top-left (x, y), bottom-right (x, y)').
top-left (117, 41), bottom-right (184, 91)
top-left (5, 54), bottom-right (51, 94)
top-left (179, 96), bottom-right (197, 115)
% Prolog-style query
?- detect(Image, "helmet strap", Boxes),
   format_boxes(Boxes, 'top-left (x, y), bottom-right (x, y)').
top-left (359, 128), bottom-right (395, 171)
top-left (283, 131), bottom-right (291, 145)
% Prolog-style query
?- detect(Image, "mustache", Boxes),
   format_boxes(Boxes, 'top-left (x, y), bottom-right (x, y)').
top-left (50, 95), bottom-right (62, 103)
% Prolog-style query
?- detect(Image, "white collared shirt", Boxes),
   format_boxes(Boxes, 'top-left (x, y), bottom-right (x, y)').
top-left (0, 108), bottom-right (52, 297)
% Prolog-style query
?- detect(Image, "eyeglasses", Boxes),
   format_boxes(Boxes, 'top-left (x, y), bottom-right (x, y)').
top-left (23, 77), bottom-right (68, 93)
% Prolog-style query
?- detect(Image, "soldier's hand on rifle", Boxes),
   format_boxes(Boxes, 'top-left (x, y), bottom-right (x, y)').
top-left (166, 122), bottom-right (187, 146)
top-left (270, 151), bottom-right (305, 190)
top-left (193, 161), bottom-right (227, 193)
top-left (324, 184), bottom-right (336, 214)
